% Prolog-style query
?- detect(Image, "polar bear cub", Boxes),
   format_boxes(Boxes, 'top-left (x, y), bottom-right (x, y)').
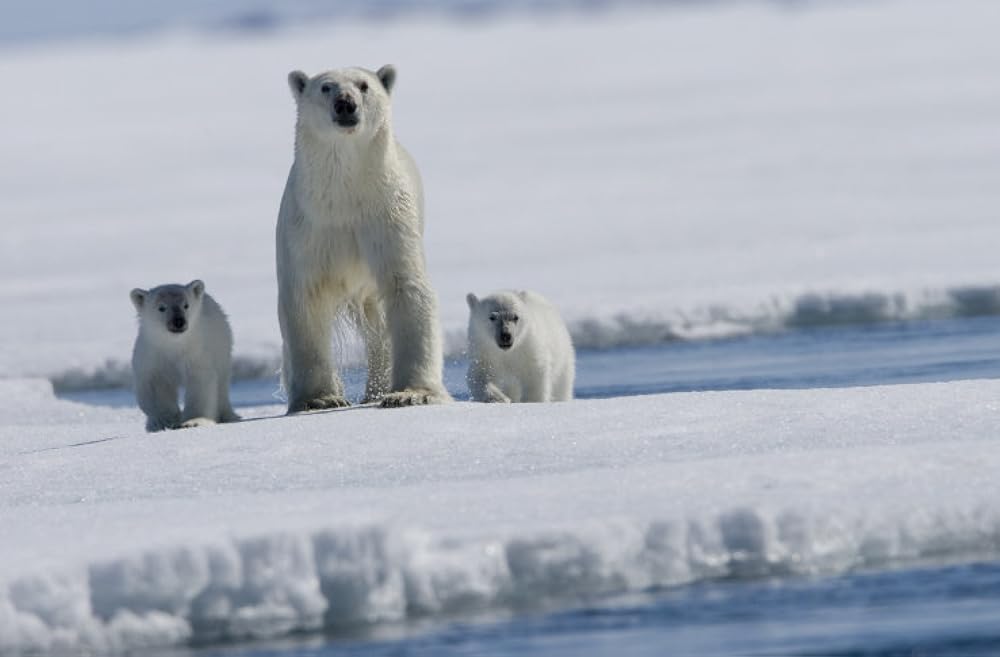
top-left (130, 280), bottom-right (240, 432)
top-left (466, 290), bottom-right (575, 403)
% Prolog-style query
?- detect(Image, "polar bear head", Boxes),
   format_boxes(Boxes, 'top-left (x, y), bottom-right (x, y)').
top-left (130, 280), bottom-right (205, 337)
top-left (287, 65), bottom-right (396, 140)
top-left (466, 291), bottom-right (528, 352)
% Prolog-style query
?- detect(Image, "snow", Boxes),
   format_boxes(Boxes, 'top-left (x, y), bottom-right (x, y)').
top-left (2, 378), bottom-right (1000, 652)
top-left (2, 0), bottom-right (1000, 652)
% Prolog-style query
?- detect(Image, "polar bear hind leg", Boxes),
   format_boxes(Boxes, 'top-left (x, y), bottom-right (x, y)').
top-left (359, 295), bottom-right (392, 404)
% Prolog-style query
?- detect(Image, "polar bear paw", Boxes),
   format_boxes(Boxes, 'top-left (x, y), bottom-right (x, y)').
top-left (379, 388), bottom-right (452, 408)
top-left (484, 383), bottom-right (512, 404)
top-left (288, 394), bottom-right (351, 414)
top-left (145, 416), bottom-right (181, 432)
top-left (180, 417), bottom-right (217, 429)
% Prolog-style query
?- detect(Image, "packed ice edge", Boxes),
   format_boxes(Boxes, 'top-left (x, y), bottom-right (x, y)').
top-left (4, 504), bottom-right (1000, 654)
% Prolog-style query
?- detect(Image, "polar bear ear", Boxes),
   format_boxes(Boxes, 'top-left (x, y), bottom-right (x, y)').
top-left (288, 70), bottom-right (309, 100)
top-left (187, 280), bottom-right (205, 299)
top-left (466, 293), bottom-right (478, 310)
top-left (376, 65), bottom-right (396, 95)
top-left (130, 288), bottom-right (147, 311)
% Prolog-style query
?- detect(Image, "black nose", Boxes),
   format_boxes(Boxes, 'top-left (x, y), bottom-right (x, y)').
top-left (498, 333), bottom-right (512, 347)
top-left (170, 317), bottom-right (187, 331)
top-left (333, 95), bottom-right (357, 116)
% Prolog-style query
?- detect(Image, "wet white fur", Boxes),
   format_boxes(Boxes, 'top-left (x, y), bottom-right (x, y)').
top-left (466, 290), bottom-right (575, 403)
top-left (130, 281), bottom-right (239, 432)
top-left (277, 65), bottom-right (450, 412)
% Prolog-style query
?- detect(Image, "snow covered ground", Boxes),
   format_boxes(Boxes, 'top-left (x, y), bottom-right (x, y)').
top-left (2, 0), bottom-right (1000, 384)
top-left (2, 0), bottom-right (1000, 653)
top-left (3, 378), bottom-right (1000, 653)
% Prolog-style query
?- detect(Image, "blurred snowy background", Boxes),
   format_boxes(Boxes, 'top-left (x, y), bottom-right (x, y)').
top-left (4, 0), bottom-right (1000, 388)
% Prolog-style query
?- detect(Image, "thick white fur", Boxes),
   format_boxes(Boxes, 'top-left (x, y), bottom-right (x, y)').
top-left (466, 290), bottom-right (575, 403)
top-left (277, 65), bottom-right (450, 412)
top-left (130, 280), bottom-right (240, 432)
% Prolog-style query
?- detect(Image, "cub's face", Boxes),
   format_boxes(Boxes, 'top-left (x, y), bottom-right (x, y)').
top-left (130, 280), bottom-right (205, 337)
top-left (467, 292), bottom-right (527, 352)
top-left (287, 65), bottom-right (396, 139)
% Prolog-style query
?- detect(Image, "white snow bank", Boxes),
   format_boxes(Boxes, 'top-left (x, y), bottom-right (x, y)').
top-left (45, 282), bottom-right (1000, 393)
top-left (2, 0), bottom-right (1000, 382)
top-left (2, 378), bottom-right (1000, 652)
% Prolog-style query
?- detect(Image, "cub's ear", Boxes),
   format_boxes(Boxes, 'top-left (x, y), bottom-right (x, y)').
top-left (518, 290), bottom-right (529, 300)
top-left (466, 293), bottom-right (478, 310)
top-left (288, 70), bottom-right (309, 100)
top-left (376, 65), bottom-right (396, 94)
top-left (187, 280), bottom-right (205, 299)
top-left (130, 288), bottom-right (147, 311)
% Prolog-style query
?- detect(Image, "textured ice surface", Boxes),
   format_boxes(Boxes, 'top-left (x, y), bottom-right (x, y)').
top-left (2, 378), bottom-right (1000, 652)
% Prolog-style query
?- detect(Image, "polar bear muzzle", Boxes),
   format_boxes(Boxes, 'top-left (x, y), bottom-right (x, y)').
top-left (167, 312), bottom-right (188, 334)
top-left (332, 93), bottom-right (359, 127)
top-left (497, 329), bottom-right (513, 349)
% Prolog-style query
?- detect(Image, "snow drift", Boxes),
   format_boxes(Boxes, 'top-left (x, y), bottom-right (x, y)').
top-left (2, 378), bottom-right (1000, 653)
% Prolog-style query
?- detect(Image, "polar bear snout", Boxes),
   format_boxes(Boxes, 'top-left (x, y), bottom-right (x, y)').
top-left (333, 94), bottom-right (357, 117)
top-left (168, 314), bottom-right (188, 334)
top-left (332, 92), bottom-right (359, 127)
top-left (497, 330), bottom-right (514, 349)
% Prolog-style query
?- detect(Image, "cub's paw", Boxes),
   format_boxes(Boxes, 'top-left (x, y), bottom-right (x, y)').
top-left (484, 383), bottom-right (512, 404)
top-left (287, 394), bottom-right (351, 414)
top-left (379, 388), bottom-right (453, 408)
top-left (180, 417), bottom-right (217, 429)
top-left (146, 416), bottom-right (181, 432)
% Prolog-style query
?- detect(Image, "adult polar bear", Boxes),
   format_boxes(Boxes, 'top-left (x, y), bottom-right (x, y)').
top-left (277, 64), bottom-right (451, 412)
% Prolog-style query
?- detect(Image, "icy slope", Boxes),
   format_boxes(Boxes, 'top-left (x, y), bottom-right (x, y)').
top-left (2, 0), bottom-right (1000, 383)
top-left (2, 378), bottom-right (1000, 652)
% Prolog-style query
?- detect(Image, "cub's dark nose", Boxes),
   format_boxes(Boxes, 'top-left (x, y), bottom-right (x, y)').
top-left (169, 317), bottom-right (187, 333)
top-left (498, 332), bottom-right (513, 349)
top-left (333, 94), bottom-right (357, 117)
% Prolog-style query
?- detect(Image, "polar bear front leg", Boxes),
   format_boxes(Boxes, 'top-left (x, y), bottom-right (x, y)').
top-left (483, 382), bottom-right (512, 404)
top-left (378, 271), bottom-right (451, 408)
top-left (520, 371), bottom-right (553, 403)
top-left (181, 370), bottom-right (220, 428)
top-left (467, 361), bottom-right (510, 403)
top-left (136, 375), bottom-right (182, 432)
top-left (552, 364), bottom-right (575, 402)
top-left (279, 287), bottom-right (349, 413)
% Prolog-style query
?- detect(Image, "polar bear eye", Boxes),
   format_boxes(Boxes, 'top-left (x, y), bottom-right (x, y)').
top-left (158, 306), bottom-right (166, 313)
top-left (512, 315), bottom-right (519, 322)
top-left (489, 312), bottom-right (498, 322)
top-left (357, 81), bottom-right (369, 93)
top-left (320, 83), bottom-right (332, 94)
top-left (183, 303), bottom-right (189, 310)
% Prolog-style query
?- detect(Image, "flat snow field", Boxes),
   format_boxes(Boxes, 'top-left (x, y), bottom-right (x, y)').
top-left (2, 378), bottom-right (1000, 652)
top-left (2, 0), bottom-right (1000, 653)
